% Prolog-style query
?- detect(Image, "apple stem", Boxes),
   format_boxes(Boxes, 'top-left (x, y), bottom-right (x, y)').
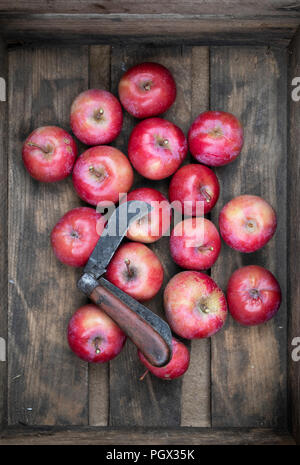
top-left (158, 138), bottom-right (169, 148)
top-left (198, 245), bottom-right (214, 252)
top-left (27, 141), bottom-right (50, 154)
top-left (246, 219), bottom-right (256, 230)
top-left (70, 229), bottom-right (79, 239)
top-left (143, 82), bottom-right (151, 91)
top-left (94, 108), bottom-right (104, 120)
top-left (93, 337), bottom-right (101, 355)
top-left (200, 187), bottom-right (211, 203)
top-left (89, 166), bottom-right (106, 181)
top-left (249, 288), bottom-right (260, 300)
top-left (198, 303), bottom-right (210, 314)
top-left (124, 258), bottom-right (134, 277)
top-left (139, 370), bottom-right (149, 381)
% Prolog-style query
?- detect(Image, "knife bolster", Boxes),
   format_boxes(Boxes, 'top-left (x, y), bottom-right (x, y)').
top-left (77, 273), bottom-right (99, 296)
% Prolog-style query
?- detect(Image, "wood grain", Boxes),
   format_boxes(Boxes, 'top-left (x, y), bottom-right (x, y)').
top-left (210, 47), bottom-right (287, 427)
top-left (288, 28), bottom-right (300, 445)
top-left (88, 45), bottom-right (110, 427)
top-left (109, 45), bottom-right (192, 427)
top-left (7, 47), bottom-right (89, 425)
top-left (181, 46), bottom-right (211, 427)
top-left (2, 40), bottom-right (295, 434)
top-left (0, 15), bottom-right (298, 47)
top-left (0, 426), bottom-right (295, 445)
top-left (1, 1), bottom-right (300, 17)
top-left (0, 37), bottom-right (8, 431)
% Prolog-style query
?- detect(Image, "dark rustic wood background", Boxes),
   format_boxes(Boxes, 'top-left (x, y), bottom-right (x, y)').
top-left (288, 28), bottom-right (300, 446)
top-left (3, 43), bottom-right (288, 429)
top-left (1, 1), bottom-right (300, 46)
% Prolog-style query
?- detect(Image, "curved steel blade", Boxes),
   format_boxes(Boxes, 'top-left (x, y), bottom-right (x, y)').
top-left (84, 200), bottom-right (152, 278)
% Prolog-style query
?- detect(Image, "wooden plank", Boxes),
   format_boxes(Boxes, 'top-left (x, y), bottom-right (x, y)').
top-left (1, 1), bottom-right (300, 17)
top-left (0, 427), bottom-right (296, 445)
top-left (7, 46), bottom-right (89, 425)
top-left (0, 15), bottom-right (298, 47)
top-left (109, 45), bottom-right (192, 427)
top-left (181, 46), bottom-right (211, 428)
top-left (0, 37), bottom-right (8, 431)
top-left (88, 45), bottom-right (110, 427)
top-left (288, 28), bottom-right (300, 445)
top-left (210, 47), bottom-right (287, 427)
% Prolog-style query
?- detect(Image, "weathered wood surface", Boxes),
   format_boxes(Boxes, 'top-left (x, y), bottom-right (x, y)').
top-left (0, 427), bottom-right (295, 445)
top-left (0, 37), bottom-right (8, 430)
top-left (210, 47), bottom-right (287, 427)
top-left (3, 42), bottom-right (293, 432)
top-left (288, 28), bottom-right (300, 445)
top-left (7, 47), bottom-right (89, 425)
top-left (88, 45), bottom-right (110, 427)
top-left (181, 46), bottom-right (211, 428)
top-left (0, 15), bottom-right (298, 46)
top-left (1, 1), bottom-right (300, 16)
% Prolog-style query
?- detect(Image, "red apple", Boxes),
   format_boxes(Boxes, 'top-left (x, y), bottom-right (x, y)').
top-left (118, 62), bottom-right (176, 119)
top-left (123, 187), bottom-right (171, 243)
top-left (170, 217), bottom-right (221, 270)
top-left (106, 242), bottom-right (164, 301)
top-left (169, 163), bottom-right (220, 216)
top-left (70, 89), bottom-right (123, 145)
top-left (219, 195), bottom-right (277, 253)
top-left (164, 271), bottom-right (227, 339)
top-left (67, 304), bottom-right (126, 363)
top-left (72, 146), bottom-right (134, 206)
top-left (138, 337), bottom-right (189, 380)
top-left (128, 118), bottom-right (187, 180)
top-left (227, 265), bottom-right (281, 326)
top-left (22, 126), bottom-right (77, 182)
top-left (188, 111), bottom-right (243, 166)
top-left (51, 207), bottom-right (105, 267)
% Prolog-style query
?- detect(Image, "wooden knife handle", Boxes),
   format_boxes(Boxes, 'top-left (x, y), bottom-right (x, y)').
top-left (90, 284), bottom-right (171, 367)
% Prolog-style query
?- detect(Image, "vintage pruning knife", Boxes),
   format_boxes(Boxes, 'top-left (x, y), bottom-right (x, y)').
top-left (77, 200), bottom-right (172, 367)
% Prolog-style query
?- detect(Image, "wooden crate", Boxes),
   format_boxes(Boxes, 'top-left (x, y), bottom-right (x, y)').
top-left (0, 2), bottom-right (299, 445)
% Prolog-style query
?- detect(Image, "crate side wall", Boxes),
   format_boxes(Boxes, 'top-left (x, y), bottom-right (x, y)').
top-left (0, 36), bottom-right (8, 431)
top-left (1, 1), bottom-right (300, 17)
top-left (0, 15), bottom-right (299, 47)
top-left (288, 28), bottom-right (300, 445)
top-left (0, 426), bottom-right (296, 445)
